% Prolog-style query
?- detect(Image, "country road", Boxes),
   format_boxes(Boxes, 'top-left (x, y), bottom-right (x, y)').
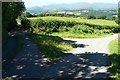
top-left (64, 33), bottom-right (119, 54)
top-left (3, 33), bottom-right (119, 79)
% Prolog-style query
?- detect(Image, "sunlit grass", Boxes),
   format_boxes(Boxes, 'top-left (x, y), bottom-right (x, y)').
top-left (27, 33), bottom-right (73, 61)
top-left (51, 32), bottom-right (113, 38)
top-left (109, 39), bottom-right (118, 54)
top-left (109, 38), bottom-right (120, 79)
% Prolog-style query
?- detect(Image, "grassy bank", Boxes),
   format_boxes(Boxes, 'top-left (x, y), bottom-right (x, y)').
top-left (109, 39), bottom-right (118, 54)
top-left (51, 32), bottom-right (113, 38)
top-left (27, 33), bottom-right (73, 61)
top-left (109, 38), bottom-right (120, 80)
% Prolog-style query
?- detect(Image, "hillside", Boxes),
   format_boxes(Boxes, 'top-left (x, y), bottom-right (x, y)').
top-left (26, 2), bottom-right (118, 13)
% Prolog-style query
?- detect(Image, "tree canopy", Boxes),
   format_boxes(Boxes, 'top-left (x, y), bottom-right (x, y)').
top-left (2, 2), bottom-right (25, 31)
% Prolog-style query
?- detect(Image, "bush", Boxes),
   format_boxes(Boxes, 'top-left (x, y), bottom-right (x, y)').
top-left (115, 18), bottom-right (120, 25)
top-left (21, 18), bottom-right (31, 27)
top-left (97, 15), bottom-right (107, 19)
top-left (112, 26), bottom-right (120, 33)
top-left (87, 14), bottom-right (96, 19)
top-left (58, 26), bottom-right (69, 32)
top-left (20, 18), bottom-right (33, 32)
top-left (71, 25), bottom-right (94, 34)
top-left (111, 16), bottom-right (117, 20)
top-left (29, 19), bottom-right (78, 33)
top-left (103, 30), bottom-right (112, 34)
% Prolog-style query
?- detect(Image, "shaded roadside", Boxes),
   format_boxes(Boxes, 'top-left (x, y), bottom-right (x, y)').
top-left (2, 32), bottom-right (117, 79)
top-left (2, 35), bottom-right (17, 68)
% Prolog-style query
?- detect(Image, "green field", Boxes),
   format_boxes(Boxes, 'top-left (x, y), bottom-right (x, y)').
top-left (28, 16), bottom-right (118, 27)
top-left (26, 16), bottom-right (119, 38)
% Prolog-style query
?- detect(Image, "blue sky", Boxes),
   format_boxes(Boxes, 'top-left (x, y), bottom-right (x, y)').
top-left (22, 0), bottom-right (120, 8)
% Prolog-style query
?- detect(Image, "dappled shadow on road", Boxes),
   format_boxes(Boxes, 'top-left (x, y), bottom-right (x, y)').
top-left (2, 32), bottom-right (111, 79)
top-left (3, 51), bottom-right (111, 79)
top-left (2, 35), bottom-right (17, 69)
top-left (42, 52), bottom-right (110, 79)
top-left (65, 39), bottom-right (89, 48)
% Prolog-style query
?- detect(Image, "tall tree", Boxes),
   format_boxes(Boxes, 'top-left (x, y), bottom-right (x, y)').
top-left (2, 2), bottom-right (25, 31)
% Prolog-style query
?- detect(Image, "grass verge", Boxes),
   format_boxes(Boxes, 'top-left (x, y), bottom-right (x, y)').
top-left (51, 32), bottom-right (113, 38)
top-left (109, 38), bottom-right (120, 80)
top-left (27, 33), bottom-right (73, 61)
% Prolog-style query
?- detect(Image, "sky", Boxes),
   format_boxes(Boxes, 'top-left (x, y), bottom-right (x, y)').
top-left (22, 0), bottom-right (120, 8)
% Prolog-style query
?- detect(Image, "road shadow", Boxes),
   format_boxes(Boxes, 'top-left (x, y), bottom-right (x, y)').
top-left (3, 52), bottom-right (111, 80)
top-left (2, 35), bottom-right (17, 68)
top-left (65, 39), bottom-right (89, 48)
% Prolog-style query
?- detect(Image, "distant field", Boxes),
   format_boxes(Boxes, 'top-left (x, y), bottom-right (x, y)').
top-left (28, 16), bottom-right (118, 27)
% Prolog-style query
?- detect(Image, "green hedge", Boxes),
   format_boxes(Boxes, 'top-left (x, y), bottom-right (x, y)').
top-left (29, 18), bottom-right (118, 33)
